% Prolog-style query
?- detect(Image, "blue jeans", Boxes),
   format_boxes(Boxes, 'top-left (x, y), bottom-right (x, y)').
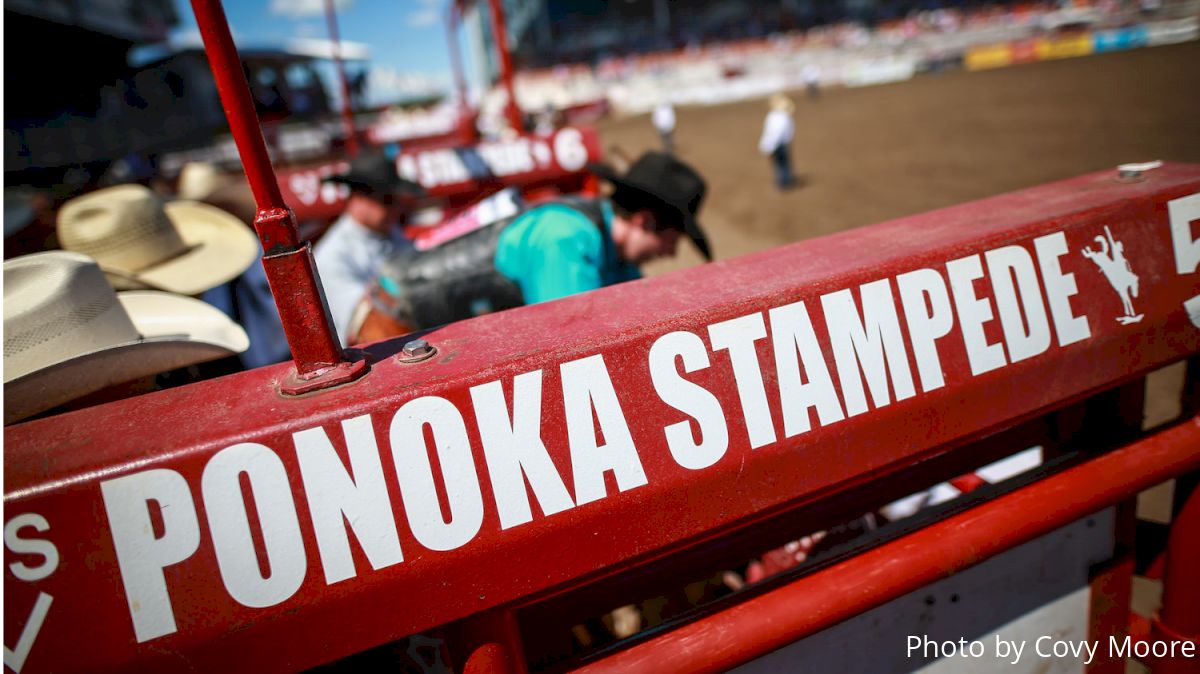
top-left (771, 144), bottom-right (793, 188)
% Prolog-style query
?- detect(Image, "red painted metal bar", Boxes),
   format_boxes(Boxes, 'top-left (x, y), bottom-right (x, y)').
top-left (275, 126), bottom-right (603, 221)
top-left (189, 0), bottom-right (364, 387)
top-left (1151, 481), bottom-right (1200, 674)
top-left (324, 0), bottom-right (360, 157)
top-left (190, 0), bottom-right (298, 250)
top-left (484, 0), bottom-right (524, 132)
top-left (573, 416), bottom-right (1200, 674)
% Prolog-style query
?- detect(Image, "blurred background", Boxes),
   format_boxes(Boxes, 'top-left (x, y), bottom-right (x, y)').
top-left (4, 2), bottom-right (1199, 668)
top-left (4, 0), bottom-right (1199, 262)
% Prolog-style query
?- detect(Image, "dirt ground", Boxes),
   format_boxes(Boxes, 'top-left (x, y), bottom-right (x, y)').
top-left (598, 40), bottom-right (1200, 274)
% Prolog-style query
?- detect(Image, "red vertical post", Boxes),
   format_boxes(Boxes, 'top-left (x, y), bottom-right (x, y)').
top-left (447, 3), bottom-right (477, 143)
top-left (484, 0), bottom-right (524, 133)
top-left (190, 0), bottom-right (367, 392)
top-left (448, 5), bottom-right (470, 113)
top-left (324, 0), bottom-right (360, 156)
top-left (1152, 480), bottom-right (1200, 674)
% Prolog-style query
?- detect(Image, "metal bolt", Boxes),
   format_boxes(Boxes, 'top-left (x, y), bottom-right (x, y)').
top-left (398, 339), bottom-right (436, 363)
top-left (1116, 160), bottom-right (1163, 182)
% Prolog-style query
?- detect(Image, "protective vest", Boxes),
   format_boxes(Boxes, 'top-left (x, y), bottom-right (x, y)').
top-left (367, 196), bottom-right (607, 332)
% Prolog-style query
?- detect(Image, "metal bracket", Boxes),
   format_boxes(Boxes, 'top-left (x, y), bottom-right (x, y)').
top-left (279, 356), bottom-right (370, 396)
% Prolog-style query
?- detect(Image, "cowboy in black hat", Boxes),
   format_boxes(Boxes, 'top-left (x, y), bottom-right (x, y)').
top-left (313, 151), bottom-right (426, 344)
top-left (491, 151), bottom-right (709, 307)
top-left (347, 151), bottom-right (711, 343)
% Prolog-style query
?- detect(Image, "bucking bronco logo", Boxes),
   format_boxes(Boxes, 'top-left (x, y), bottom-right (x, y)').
top-left (1082, 225), bottom-right (1143, 324)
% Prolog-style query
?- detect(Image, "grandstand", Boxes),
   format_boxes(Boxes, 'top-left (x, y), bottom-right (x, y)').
top-left (463, 0), bottom-right (1198, 118)
top-left (498, 0), bottom-right (1028, 68)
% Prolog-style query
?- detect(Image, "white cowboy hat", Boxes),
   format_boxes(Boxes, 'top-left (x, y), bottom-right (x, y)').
top-left (57, 184), bottom-right (258, 295)
top-left (3, 251), bottom-right (250, 424)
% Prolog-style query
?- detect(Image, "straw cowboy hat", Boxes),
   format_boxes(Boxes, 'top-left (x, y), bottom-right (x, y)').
top-left (57, 184), bottom-right (258, 295)
top-left (769, 93), bottom-right (795, 113)
top-left (587, 151), bottom-right (712, 260)
top-left (3, 251), bottom-right (250, 424)
top-left (177, 161), bottom-right (231, 201)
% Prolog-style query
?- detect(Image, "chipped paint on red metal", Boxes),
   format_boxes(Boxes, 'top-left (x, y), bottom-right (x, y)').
top-left (4, 166), bottom-right (1200, 673)
top-left (260, 240), bottom-right (345, 370)
top-left (276, 126), bottom-right (604, 221)
top-left (262, 242), bottom-right (369, 390)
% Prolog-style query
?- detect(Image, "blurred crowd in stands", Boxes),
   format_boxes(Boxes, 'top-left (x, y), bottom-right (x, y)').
top-left (504, 0), bottom-right (1195, 114)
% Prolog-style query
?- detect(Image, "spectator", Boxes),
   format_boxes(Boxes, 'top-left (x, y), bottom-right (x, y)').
top-left (803, 63), bottom-right (822, 101)
top-left (313, 151), bottom-right (425, 345)
top-left (758, 93), bottom-right (796, 190)
top-left (351, 152), bottom-right (711, 342)
top-left (652, 101), bottom-right (677, 153)
top-left (3, 251), bottom-right (248, 424)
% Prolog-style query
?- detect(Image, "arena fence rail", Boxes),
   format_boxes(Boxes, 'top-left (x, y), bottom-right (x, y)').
top-left (3, 2), bottom-right (1198, 673)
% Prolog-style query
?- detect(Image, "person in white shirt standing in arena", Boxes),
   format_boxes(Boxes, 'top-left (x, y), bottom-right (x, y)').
top-left (758, 93), bottom-right (796, 190)
top-left (653, 100), bottom-right (677, 154)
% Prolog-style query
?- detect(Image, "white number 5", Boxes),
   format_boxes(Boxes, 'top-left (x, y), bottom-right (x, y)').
top-left (1168, 192), bottom-right (1200, 327)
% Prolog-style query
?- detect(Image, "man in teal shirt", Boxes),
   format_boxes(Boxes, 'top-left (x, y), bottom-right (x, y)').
top-left (495, 151), bottom-right (710, 304)
top-left (350, 152), bottom-right (710, 341)
top-left (494, 200), bottom-right (639, 304)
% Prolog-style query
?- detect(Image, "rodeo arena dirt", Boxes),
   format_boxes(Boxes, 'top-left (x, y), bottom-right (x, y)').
top-left (4, 0), bottom-right (1200, 673)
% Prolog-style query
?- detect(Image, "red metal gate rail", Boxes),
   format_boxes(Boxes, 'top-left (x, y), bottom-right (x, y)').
top-left (5, 163), bottom-right (1199, 673)
top-left (570, 415), bottom-right (1200, 674)
top-left (8, 4), bottom-right (1200, 672)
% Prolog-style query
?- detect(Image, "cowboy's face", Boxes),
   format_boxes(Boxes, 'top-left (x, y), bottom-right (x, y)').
top-left (348, 192), bottom-right (410, 233)
top-left (618, 211), bottom-right (680, 263)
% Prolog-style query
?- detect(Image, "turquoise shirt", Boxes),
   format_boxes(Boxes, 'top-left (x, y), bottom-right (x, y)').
top-left (495, 200), bottom-right (641, 304)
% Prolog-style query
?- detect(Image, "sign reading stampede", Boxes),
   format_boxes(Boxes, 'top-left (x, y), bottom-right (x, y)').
top-left (4, 181), bottom-right (1199, 673)
top-left (277, 127), bottom-right (599, 220)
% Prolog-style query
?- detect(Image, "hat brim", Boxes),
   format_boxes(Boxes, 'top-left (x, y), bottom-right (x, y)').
top-left (323, 174), bottom-right (427, 199)
top-left (4, 291), bottom-right (249, 424)
top-left (587, 162), bottom-right (712, 261)
top-left (106, 201), bottom-right (259, 295)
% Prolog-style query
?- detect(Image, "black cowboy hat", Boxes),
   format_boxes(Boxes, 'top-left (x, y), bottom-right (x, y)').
top-left (588, 152), bottom-right (711, 260)
top-left (322, 151), bottom-right (426, 200)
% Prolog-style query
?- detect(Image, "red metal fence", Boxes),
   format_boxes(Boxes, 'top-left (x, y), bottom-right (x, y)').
top-left (5, 161), bottom-right (1199, 672)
